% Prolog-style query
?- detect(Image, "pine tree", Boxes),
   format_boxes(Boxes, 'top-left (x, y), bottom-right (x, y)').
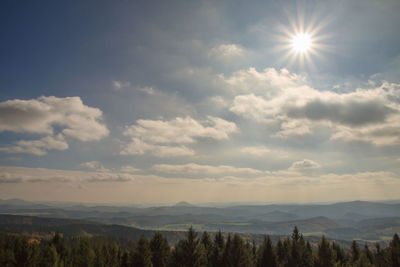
top-left (299, 241), bottom-right (313, 267)
top-left (210, 231), bottom-right (224, 267)
top-left (257, 235), bottom-right (277, 267)
top-left (73, 238), bottom-right (95, 267)
top-left (390, 233), bottom-right (400, 267)
top-left (150, 232), bottom-right (171, 267)
top-left (175, 226), bottom-right (206, 267)
top-left (291, 226), bottom-right (300, 243)
top-left (350, 240), bottom-right (360, 264)
top-left (132, 236), bottom-right (153, 267)
top-left (120, 249), bottom-right (130, 267)
top-left (315, 236), bottom-right (333, 267)
top-left (200, 231), bottom-right (213, 266)
top-left (39, 244), bottom-right (60, 267)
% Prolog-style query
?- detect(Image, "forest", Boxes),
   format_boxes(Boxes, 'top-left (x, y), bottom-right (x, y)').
top-left (0, 227), bottom-right (399, 267)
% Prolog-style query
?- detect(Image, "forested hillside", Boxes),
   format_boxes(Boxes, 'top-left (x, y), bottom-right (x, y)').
top-left (1, 226), bottom-right (399, 266)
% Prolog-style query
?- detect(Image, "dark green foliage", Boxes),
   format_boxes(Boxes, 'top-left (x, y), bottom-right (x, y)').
top-left (257, 236), bottom-right (277, 267)
top-left (390, 233), bottom-right (400, 267)
top-left (315, 236), bottom-right (334, 267)
top-left (132, 236), bottom-right (153, 267)
top-left (0, 227), bottom-right (399, 267)
top-left (150, 232), bottom-right (170, 267)
top-left (350, 240), bottom-right (360, 264)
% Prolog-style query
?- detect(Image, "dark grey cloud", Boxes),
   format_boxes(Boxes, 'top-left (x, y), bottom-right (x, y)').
top-left (286, 99), bottom-right (397, 126)
top-left (0, 177), bottom-right (23, 183)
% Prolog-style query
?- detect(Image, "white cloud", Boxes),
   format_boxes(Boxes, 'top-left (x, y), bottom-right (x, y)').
top-left (209, 44), bottom-right (244, 61)
top-left (120, 165), bottom-right (140, 173)
top-left (220, 67), bottom-right (306, 94)
top-left (86, 173), bottom-right (133, 183)
top-left (225, 68), bottom-right (400, 145)
top-left (0, 166), bottom-right (134, 184)
top-left (123, 116), bottom-right (238, 144)
top-left (120, 138), bottom-right (195, 157)
top-left (0, 134), bottom-right (68, 156)
top-left (152, 163), bottom-right (263, 176)
top-left (1, 166), bottom-right (399, 203)
top-left (289, 159), bottom-right (321, 171)
top-left (240, 146), bottom-right (291, 158)
top-left (0, 96), bottom-right (109, 141)
top-left (230, 94), bottom-right (273, 122)
top-left (79, 161), bottom-right (110, 172)
top-left (0, 173), bottom-right (24, 183)
top-left (112, 80), bottom-right (130, 90)
top-left (121, 116), bottom-right (238, 157)
top-left (0, 96), bottom-right (109, 155)
top-left (139, 86), bottom-right (156, 95)
top-left (208, 96), bottom-right (229, 108)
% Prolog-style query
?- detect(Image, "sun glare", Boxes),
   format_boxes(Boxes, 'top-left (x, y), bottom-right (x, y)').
top-left (292, 33), bottom-right (312, 53)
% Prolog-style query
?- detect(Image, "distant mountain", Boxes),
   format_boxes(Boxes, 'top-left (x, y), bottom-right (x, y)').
top-left (256, 210), bottom-right (299, 222)
top-left (1, 199), bottom-right (400, 241)
top-left (0, 214), bottom-right (186, 244)
top-left (0, 198), bottom-right (33, 206)
top-left (173, 201), bottom-right (196, 207)
top-left (0, 214), bottom-right (360, 248)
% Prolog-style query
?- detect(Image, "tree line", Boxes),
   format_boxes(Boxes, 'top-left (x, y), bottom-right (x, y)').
top-left (0, 226), bottom-right (399, 267)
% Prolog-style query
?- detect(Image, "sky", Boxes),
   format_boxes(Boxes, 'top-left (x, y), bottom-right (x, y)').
top-left (1, 0), bottom-right (400, 204)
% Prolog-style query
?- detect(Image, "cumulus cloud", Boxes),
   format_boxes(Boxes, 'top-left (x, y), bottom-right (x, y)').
top-left (0, 96), bottom-right (109, 140)
top-left (1, 166), bottom-right (398, 203)
top-left (112, 80), bottom-right (130, 90)
top-left (79, 161), bottom-right (110, 172)
top-left (120, 165), bottom-right (140, 173)
top-left (209, 44), bottom-right (244, 61)
top-left (289, 159), bottom-right (321, 171)
top-left (0, 96), bottom-right (109, 155)
top-left (240, 146), bottom-right (291, 158)
top-left (0, 166), bottom-right (134, 184)
top-left (224, 67), bottom-right (400, 145)
top-left (220, 67), bottom-right (306, 94)
top-left (121, 116), bottom-right (238, 157)
top-left (86, 173), bottom-right (133, 183)
top-left (152, 163), bottom-right (263, 177)
top-left (0, 173), bottom-right (24, 183)
top-left (0, 134), bottom-right (68, 156)
top-left (121, 138), bottom-right (195, 157)
top-left (139, 86), bottom-right (156, 95)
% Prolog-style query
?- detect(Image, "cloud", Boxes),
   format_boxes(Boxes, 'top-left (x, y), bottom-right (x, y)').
top-left (208, 96), bottom-right (229, 108)
top-left (220, 67), bottom-right (306, 94)
top-left (121, 138), bottom-right (195, 157)
top-left (0, 134), bottom-right (68, 156)
top-left (112, 80), bottom-right (130, 90)
top-left (120, 165), bottom-right (140, 173)
top-left (240, 146), bottom-right (291, 158)
top-left (1, 166), bottom-right (399, 203)
top-left (289, 159), bottom-right (321, 171)
top-left (121, 116), bottom-right (238, 157)
top-left (139, 86), bottom-right (156, 95)
top-left (27, 177), bottom-right (71, 183)
top-left (0, 96), bottom-right (109, 141)
top-left (225, 67), bottom-right (400, 145)
top-left (0, 173), bottom-right (24, 183)
top-left (0, 96), bottom-right (109, 155)
top-left (152, 163), bottom-right (263, 177)
top-left (86, 173), bottom-right (133, 183)
top-left (0, 166), bottom-right (134, 184)
top-left (230, 94), bottom-right (272, 122)
top-left (209, 44), bottom-right (244, 61)
top-left (79, 161), bottom-right (110, 172)
top-left (123, 116), bottom-right (238, 144)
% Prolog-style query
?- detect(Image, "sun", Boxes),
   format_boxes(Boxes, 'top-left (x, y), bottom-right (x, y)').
top-left (292, 33), bottom-right (312, 53)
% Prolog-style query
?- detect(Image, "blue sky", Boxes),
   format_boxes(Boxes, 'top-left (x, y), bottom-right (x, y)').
top-left (1, 0), bottom-right (400, 203)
